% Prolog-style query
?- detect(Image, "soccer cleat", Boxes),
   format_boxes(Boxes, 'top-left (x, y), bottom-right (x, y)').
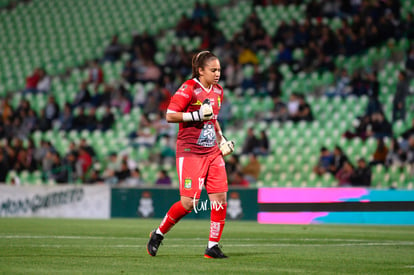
top-left (146, 230), bottom-right (164, 256)
top-left (204, 244), bottom-right (228, 259)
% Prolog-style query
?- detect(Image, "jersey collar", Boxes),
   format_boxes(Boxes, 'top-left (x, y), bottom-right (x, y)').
top-left (193, 78), bottom-right (212, 93)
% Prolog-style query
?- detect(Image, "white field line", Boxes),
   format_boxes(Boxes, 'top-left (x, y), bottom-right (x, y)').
top-left (0, 235), bottom-right (410, 243)
top-left (3, 242), bottom-right (414, 248)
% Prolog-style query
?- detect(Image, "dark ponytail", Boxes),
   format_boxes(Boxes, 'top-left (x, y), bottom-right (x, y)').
top-left (191, 51), bottom-right (218, 79)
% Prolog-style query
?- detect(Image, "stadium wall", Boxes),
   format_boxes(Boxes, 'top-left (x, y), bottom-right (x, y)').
top-left (0, 185), bottom-right (110, 218)
top-left (1, 186), bottom-right (413, 225)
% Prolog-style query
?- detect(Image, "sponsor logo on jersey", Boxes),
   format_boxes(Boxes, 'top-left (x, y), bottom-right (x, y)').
top-left (191, 100), bottom-right (202, 106)
top-left (184, 178), bottom-right (192, 189)
top-left (213, 88), bottom-right (222, 95)
top-left (217, 97), bottom-right (221, 107)
top-left (194, 88), bottom-right (202, 95)
top-left (179, 84), bottom-right (188, 91)
top-left (175, 91), bottom-right (190, 98)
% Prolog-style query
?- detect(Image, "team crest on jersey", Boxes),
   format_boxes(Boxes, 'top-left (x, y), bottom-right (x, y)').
top-left (184, 178), bottom-right (192, 189)
top-left (197, 122), bottom-right (216, 147)
top-left (191, 100), bottom-right (202, 106)
top-left (194, 88), bottom-right (202, 95)
top-left (213, 88), bottom-right (222, 95)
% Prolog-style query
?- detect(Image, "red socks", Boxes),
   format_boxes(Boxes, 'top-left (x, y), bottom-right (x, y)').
top-left (159, 201), bottom-right (191, 234)
top-left (209, 203), bottom-right (227, 242)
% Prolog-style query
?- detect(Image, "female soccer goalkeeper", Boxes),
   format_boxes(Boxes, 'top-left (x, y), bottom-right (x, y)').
top-left (147, 51), bottom-right (234, 259)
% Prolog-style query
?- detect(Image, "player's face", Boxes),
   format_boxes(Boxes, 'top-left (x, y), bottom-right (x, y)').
top-left (199, 58), bottom-right (221, 86)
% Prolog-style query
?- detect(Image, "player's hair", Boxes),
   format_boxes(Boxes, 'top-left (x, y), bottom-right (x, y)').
top-left (191, 51), bottom-right (218, 79)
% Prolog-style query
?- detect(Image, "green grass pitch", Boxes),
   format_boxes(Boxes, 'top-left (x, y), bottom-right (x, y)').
top-left (1, 218), bottom-right (414, 274)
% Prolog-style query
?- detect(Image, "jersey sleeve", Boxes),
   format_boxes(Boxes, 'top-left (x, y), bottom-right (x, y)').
top-left (167, 83), bottom-right (193, 112)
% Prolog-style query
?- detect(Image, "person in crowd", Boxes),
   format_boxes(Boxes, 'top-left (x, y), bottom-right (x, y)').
top-left (335, 160), bottom-right (354, 187)
top-left (230, 171), bottom-right (249, 187)
top-left (241, 153), bottom-right (261, 183)
top-left (242, 127), bottom-right (259, 155)
top-left (313, 147), bottom-right (333, 176)
top-left (73, 81), bottom-right (91, 108)
top-left (350, 158), bottom-right (372, 186)
top-left (155, 169), bottom-right (172, 185)
top-left (370, 138), bottom-right (389, 166)
top-left (36, 68), bottom-right (51, 94)
top-left (392, 70), bottom-right (410, 122)
top-left (87, 59), bottom-right (104, 91)
top-left (328, 145), bottom-right (348, 175)
top-left (386, 137), bottom-right (406, 167)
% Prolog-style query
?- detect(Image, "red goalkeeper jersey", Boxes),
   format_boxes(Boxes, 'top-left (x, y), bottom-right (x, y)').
top-left (167, 78), bottom-right (224, 157)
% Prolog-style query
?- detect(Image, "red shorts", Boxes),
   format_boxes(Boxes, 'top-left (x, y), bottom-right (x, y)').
top-left (176, 152), bottom-right (228, 199)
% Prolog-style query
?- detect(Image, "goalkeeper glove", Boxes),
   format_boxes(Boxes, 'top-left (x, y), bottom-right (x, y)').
top-left (199, 98), bottom-right (213, 121)
top-left (219, 134), bottom-right (235, 156)
top-left (185, 99), bottom-right (213, 121)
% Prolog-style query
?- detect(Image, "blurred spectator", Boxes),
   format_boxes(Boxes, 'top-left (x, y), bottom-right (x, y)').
top-left (225, 154), bottom-right (241, 184)
top-left (367, 112), bottom-right (393, 139)
top-left (313, 147), bottom-right (333, 176)
top-left (275, 43), bottom-right (293, 65)
top-left (104, 35), bottom-right (123, 62)
top-left (392, 70), bottom-right (409, 122)
top-left (343, 115), bottom-right (371, 140)
top-left (230, 171), bottom-right (249, 187)
top-left (115, 160), bottom-right (131, 184)
top-left (406, 136), bottom-right (414, 165)
top-left (290, 94), bottom-right (313, 122)
top-left (122, 60), bottom-right (138, 84)
top-left (98, 105), bottom-right (115, 131)
top-left (129, 114), bottom-right (157, 148)
top-left (73, 81), bottom-right (91, 108)
top-left (23, 68), bottom-right (41, 94)
top-left (350, 158), bottom-right (372, 186)
top-left (265, 68), bottom-right (283, 99)
top-left (241, 153), bottom-right (261, 183)
top-left (155, 169), bottom-right (172, 185)
top-left (0, 150), bottom-right (9, 182)
top-left (238, 45), bottom-right (259, 65)
top-left (328, 145), bottom-right (349, 175)
top-left (386, 137), bottom-right (406, 167)
top-left (44, 96), bottom-right (60, 123)
top-left (268, 96), bottom-right (288, 122)
top-left (84, 107), bottom-right (98, 131)
top-left (254, 130), bottom-right (269, 156)
top-left (76, 147), bottom-right (92, 180)
top-left (138, 60), bottom-right (161, 83)
top-left (365, 71), bottom-right (382, 116)
top-left (287, 93), bottom-right (300, 117)
top-left (87, 59), bottom-right (104, 91)
top-left (223, 56), bottom-right (243, 91)
top-left (370, 138), bottom-right (389, 166)
top-left (123, 168), bottom-right (145, 186)
top-left (36, 68), bottom-right (51, 94)
top-left (406, 46), bottom-right (414, 77)
top-left (242, 127), bottom-right (259, 155)
top-left (58, 103), bottom-right (73, 131)
top-left (85, 168), bottom-right (104, 184)
top-left (102, 152), bottom-right (120, 184)
top-left (326, 69), bottom-right (351, 97)
top-left (72, 107), bottom-right (88, 131)
top-left (401, 118), bottom-right (414, 141)
top-left (335, 160), bottom-right (354, 187)
top-left (37, 109), bottom-right (52, 131)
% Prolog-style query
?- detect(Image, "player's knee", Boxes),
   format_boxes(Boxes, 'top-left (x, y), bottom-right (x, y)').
top-left (180, 196), bottom-right (196, 211)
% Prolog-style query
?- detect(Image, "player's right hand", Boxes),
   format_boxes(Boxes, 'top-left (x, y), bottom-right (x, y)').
top-left (199, 99), bottom-right (213, 121)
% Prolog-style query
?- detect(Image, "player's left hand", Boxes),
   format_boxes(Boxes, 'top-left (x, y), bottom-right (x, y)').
top-left (219, 135), bottom-right (234, 156)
